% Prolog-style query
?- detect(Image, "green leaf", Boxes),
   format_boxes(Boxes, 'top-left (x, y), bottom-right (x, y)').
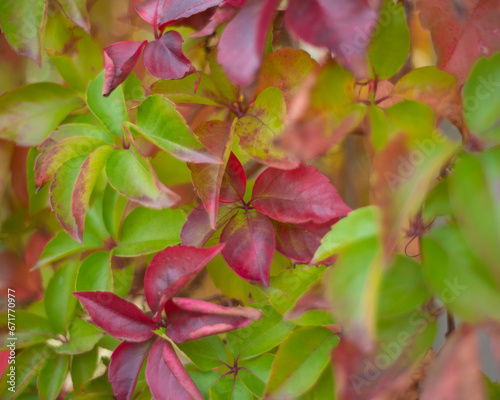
top-left (448, 148), bottom-right (500, 274)
top-left (0, 311), bottom-right (55, 350)
top-left (188, 371), bottom-right (221, 399)
top-left (0, 0), bottom-right (45, 63)
top-left (210, 377), bottom-right (253, 400)
top-left (44, 260), bottom-right (78, 333)
top-left (58, 0), bottom-right (90, 32)
top-left (288, 310), bottom-right (335, 327)
top-left (227, 306), bottom-right (295, 360)
top-left (239, 353), bottom-right (275, 397)
top-left (38, 353), bottom-right (70, 400)
top-left (385, 100), bottom-right (435, 140)
top-left (27, 147), bottom-right (50, 215)
top-left (367, 104), bottom-right (388, 150)
top-left (421, 224), bottom-right (500, 322)
top-left (134, 95), bottom-right (221, 163)
top-left (236, 87), bottom-right (299, 168)
top-left (369, 0), bottom-right (410, 79)
top-left (76, 251), bottom-right (112, 292)
top-left (310, 63), bottom-right (355, 111)
top-left (462, 52), bottom-right (500, 139)
top-left (36, 231), bottom-right (82, 269)
top-left (266, 327), bottom-right (339, 398)
top-left (122, 73), bottom-right (145, 101)
top-left (56, 318), bottom-right (104, 354)
top-left (114, 207), bottom-right (186, 257)
top-left (112, 264), bottom-right (135, 297)
top-left (0, 344), bottom-right (52, 399)
top-left (105, 149), bottom-right (180, 209)
top-left (302, 364), bottom-right (335, 400)
top-left (209, 50), bottom-right (238, 102)
top-left (71, 347), bottom-right (99, 395)
top-left (206, 255), bottom-right (251, 305)
top-left (0, 83), bottom-right (83, 146)
top-left (312, 206), bottom-right (380, 264)
top-left (177, 335), bottom-right (226, 371)
top-left (87, 71), bottom-right (128, 136)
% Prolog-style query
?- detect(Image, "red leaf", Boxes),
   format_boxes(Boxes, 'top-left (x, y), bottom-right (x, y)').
top-left (285, 0), bottom-right (380, 78)
top-left (146, 339), bottom-right (203, 400)
top-left (417, 0), bottom-right (500, 83)
top-left (180, 202), bottom-right (238, 247)
top-left (191, 5), bottom-right (239, 37)
top-left (164, 297), bottom-right (262, 342)
top-left (109, 340), bottom-right (154, 400)
top-left (220, 209), bottom-right (275, 286)
top-left (73, 291), bottom-right (156, 342)
top-left (217, 0), bottom-right (281, 85)
top-left (219, 152), bottom-right (246, 203)
top-left (251, 165), bottom-right (351, 224)
top-left (143, 31), bottom-right (195, 81)
top-left (103, 41), bottom-right (148, 97)
top-left (273, 219), bottom-right (338, 263)
top-left (135, 0), bottom-right (224, 32)
top-left (144, 244), bottom-right (224, 320)
top-left (188, 121), bottom-right (234, 228)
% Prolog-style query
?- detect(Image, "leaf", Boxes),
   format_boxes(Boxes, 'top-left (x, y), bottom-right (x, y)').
top-left (420, 325), bottom-right (487, 400)
top-left (0, 311), bottom-right (55, 350)
top-left (462, 52), bottom-right (500, 139)
top-left (45, 260), bottom-right (79, 334)
top-left (220, 209), bottom-right (276, 286)
top-left (36, 231), bottom-right (82, 268)
top-left (0, 0), bottom-right (45, 63)
top-left (312, 206), bottom-right (379, 264)
top-left (115, 207), bottom-right (186, 257)
top-left (236, 87), bottom-right (300, 168)
top-left (210, 377), bottom-right (253, 400)
top-left (180, 203), bottom-right (238, 247)
top-left (146, 339), bottom-right (203, 400)
top-left (58, 0), bottom-right (90, 32)
top-left (285, 0), bottom-right (380, 78)
top-left (105, 149), bottom-right (180, 209)
top-left (239, 353), bottom-right (275, 397)
top-left (144, 244), bottom-right (224, 318)
top-left (143, 31), bottom-right (195, 81)
top-left (0, 83), bottom-right (83, 146)
top-left (38, 353), bottom-right (70, 400)
top-left (266, 327), bottom-right (339, 398)
top-left (71, 347), bottom-right (99, 395)
top-left (217, 0), bottom-right (281, 85)
top-left (256, 48), bottom-right (319, 107)
top-left (103, 41), bottom-right (148, 97)
top-left (72, 147), bottom-right (114, 241)
top-left (87, 71), bottom-right (128, 137)
top-left (164, 297), bottom-right (262, 342)
top-left (177, 335), bottom-right (226, 371)
top-left (76, 251), bottom-right (113, 292)
top-left (227, 306), bottom-right (295, 360)
top-left (135, 95), bottom-right (221, 163)
top-left (206, 254), bottom-right (251, 304)
top-left (251, 165), bottom-right (351, 224)
top-left (188, 121), bottom-right (235, 228)
top-left (220, 152), bottom-right (247, 203)
top-left (56, 318), bottom-right (105, 354)
top-left (109, 340), bottom-right (153, 400)
top-left (73, 291), bottom-right (156, 342)
top-left (417, 0), bottom-right (500, 83)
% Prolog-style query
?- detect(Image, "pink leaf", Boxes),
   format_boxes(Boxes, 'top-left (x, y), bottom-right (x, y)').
top-left (191, 5), bottom-right (239, 37)
top-left (103, 41), bottom-right (148, 97)
top-left (220, 209), bottom-right (275, 286)
top-left (135, 0), bottom-right (224, 32)
top-left (417, 0), bottom-right (500, 83)
top-left (285, 0), bottom-right (380, 78)
top-left (219, 153), bottom-right (246, 203)
top-left (143, 31), bottom-right (195, 81)
top-left (73, 291), bottom-right (156, 342)
top-left (251, 165), bottom-right (351, 224)
top-left (164, 297), bottom-right (262, 342)
top-left (180, 203), bottom-right (239, 247)
top-left (144, 244), bottom-right (224, 320)
top-left (188, 121), bottom-right (234, 228)
top-left (109, 340), bottom-right (154, 400)
top-left (146, 339), bottom-right (203, 400)
top-left (217, 0), bottom-right (281, 85)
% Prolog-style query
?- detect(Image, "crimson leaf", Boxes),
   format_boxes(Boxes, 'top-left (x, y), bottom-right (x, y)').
top-left (144, 244), bottom-right (224, 320)
top-left (164, 297), bottom-right (262, 342)
top-left (219, 152), bottom-right (246, 203)
top-left (143, 31), bottom-right (195, 81)
top-left (251, 165), bottom-right (351, 224)
top-left (220, 209), bottom-right (275, 286)
top-left (72, 291), bottom-right (156, 342)
top-left (103, 41), bottom-right (148, 97)
top-left (109, 340), bottom-right (154, 400)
